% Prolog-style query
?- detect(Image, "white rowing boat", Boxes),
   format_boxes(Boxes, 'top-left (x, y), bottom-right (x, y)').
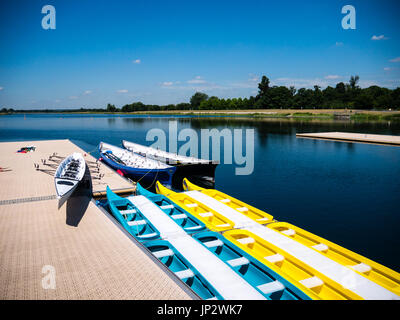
top-left (54, 153), bottom-right (86, 200)
top-left (122, 140), bottom-right (212, 165)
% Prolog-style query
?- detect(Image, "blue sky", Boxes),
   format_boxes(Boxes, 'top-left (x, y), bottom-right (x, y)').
top-left (0, 0), bottom-right (399, 109)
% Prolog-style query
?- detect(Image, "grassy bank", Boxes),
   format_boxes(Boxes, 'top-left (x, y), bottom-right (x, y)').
top-left (2, 109), bottom-right (400, 121)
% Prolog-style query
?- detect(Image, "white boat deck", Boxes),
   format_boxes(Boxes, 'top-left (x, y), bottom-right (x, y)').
top-left (127, 195), bottom-right (187, 239)
top-left (185, 191), bottom-right (256, 229)
top-left (127, 195), bottom-right (266, 300)
top-left (100, 142), bottom-right (171, 169)
top-left (123, 140), bottom-right (211, 164)
top-left (184, 191), bottom-right (399, 300)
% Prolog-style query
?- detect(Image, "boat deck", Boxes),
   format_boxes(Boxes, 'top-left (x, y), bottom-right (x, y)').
top-left (296, 132), bottom-right (400, 146)
top-left (0, 139), bottom-right (195, 300)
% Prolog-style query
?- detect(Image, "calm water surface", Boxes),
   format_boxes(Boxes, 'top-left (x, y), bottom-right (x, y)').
top-left (1, 114), bottom-right (399, 271)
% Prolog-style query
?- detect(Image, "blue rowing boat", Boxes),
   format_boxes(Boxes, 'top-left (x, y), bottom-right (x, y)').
top-left (106, 186), bottom-right (160, 241)
top-left (144, 239), bottom-right (223, 300)
top-left (193, 231), bottom-right (312, 300)
top-left (135, 183), bottom-right (206, 234)
top-left (99, 142), bottom-right (176, 188)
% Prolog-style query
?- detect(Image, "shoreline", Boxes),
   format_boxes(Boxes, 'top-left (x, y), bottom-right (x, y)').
top-left (1, 109), bottom-right (400, 122)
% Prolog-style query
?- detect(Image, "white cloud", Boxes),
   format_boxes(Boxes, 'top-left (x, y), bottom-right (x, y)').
top-left (335, 42), bottom-right (344, 46)
top-left (117, 89), bottom-right (128, 93)
top-left (187, 76), bottom-right (207, 84)
top-left (161, 81), bottom-right (174, 87)
top-left (384, 67), bottom-right (391, 71)
top-left (274, 77), bottom-right (330, 88)
top-left (389, 57), bottom-right (400, 63)
top-left (69, 96), bottom-right (78, 100)
top-left (324, 75), bottom-right (340, 80)
top-left (83, 90), bottom-right (92, 95)
top-left (371, 35), bottom-right (388, 41)
top-left (132, 59), bottom-right (141, 64)
top-left (248, 74), bottom-right (259, 82)
top-left (0, 87), bottom-right (3, 91)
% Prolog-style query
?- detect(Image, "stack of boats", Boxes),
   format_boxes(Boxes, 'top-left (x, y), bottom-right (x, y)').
top-left (99, 141), bottom-right (217, 189)
top-left (104, 178), bottom-right (400, 300)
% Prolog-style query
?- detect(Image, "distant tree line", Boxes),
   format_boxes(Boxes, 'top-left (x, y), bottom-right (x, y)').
top-left (119, 75), bottom-right (400, 111)
top-left (2, 75), bottom-right (399, 112)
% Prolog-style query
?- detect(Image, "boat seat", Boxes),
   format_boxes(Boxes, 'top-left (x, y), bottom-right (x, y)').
top-left (220, 199), bottom-right (231, 203)
top-left (121, 209), bottom-right (137, 215)
top-left (216, 223), bottom-right (231, 228)
top-left (203, 240), bottom-right (224, 248)
top-left (153, 249), bottom-right (174, 259)
top-left (237, 237), bottom-right (255, 245)
top-left (160, 204), bottom-right (174, 210)
top-left (281, 229), bottom-right (296, 236)
top-left (171, 214), bottom-right (187, 220)
top-left (227, 257), bottom-right (250, 267)
top-left (264, 254), bottom-right (285, 264)
top-left (236, 207), bottom-right (248, 212)
top-left (256, 217), bottom-right (270, 222)
top-left (299, 276), bottom-right (324, 289)
top-left (199, 212), bottom-right (213, 218)
top-left (175, 269), bottom-right (195, 280)
top-left (257, 281), bottom-right (285, 295)
top-left (136, 232), bottom-right (158, 239)
top-left (312, 243), bottom-right (329, 252)
top-left (184, 225), bottom-right (203, 231)
top-left (127, 220), bottom-right (146, 227)
top-left (186, 203), bottom-right (198, 208)
top-left (351, 263), bottom-right (372, 273)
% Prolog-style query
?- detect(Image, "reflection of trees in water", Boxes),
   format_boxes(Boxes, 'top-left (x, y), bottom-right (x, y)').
top-left (122, 117), bottom-right (146, 125)
top-left (107, 118), bottom-right (116, 126)
top-left (187, 117), bottom-right (400, 146)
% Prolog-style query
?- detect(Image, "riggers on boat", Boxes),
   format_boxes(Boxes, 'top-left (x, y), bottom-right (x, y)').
top-left (267, 222), bottom-right (400, 296)
top-left (54, 152), bottom-right (86, 200)
top-left (122, 140), bottom-right (218, 189)
top-left (193, 231), bottom-right (311, 300)
top-left (144, 239), bottom-right (223, 300)
top-left (135, 183), bottom-right (206, 234)
top-left (155, 181), bottom-right (235, 232)
top-left (182, 178), bottom-right (273, 224)
top-left (99, 142), bottom-right (176, 188)
top-left (106, 186), bottom-right (160, 241)
top-left (223, 229), bottom-right (362, 300)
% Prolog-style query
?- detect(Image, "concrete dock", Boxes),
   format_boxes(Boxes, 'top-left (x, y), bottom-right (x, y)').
top-left (296, 132), bottom-right (400, 146)
top-left (0, 139), bottom-right (195, 300)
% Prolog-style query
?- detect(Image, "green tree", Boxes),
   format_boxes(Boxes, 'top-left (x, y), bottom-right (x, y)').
top-left (190, 92), bottom-right (209, 109)
top-left (106, 103), bottom-right (117, 112)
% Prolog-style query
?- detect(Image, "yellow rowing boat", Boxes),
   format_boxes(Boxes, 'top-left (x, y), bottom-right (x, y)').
top-left (267, 222), bottom-right (400, 296)
top-left (183, 178), bottom-right (273, 224)
top-left (180, 179), bottom-right (400, 299)
top-left (155, 181), bottom-right (235, 232)
top-left (223, 229), bottom-right (362, 300)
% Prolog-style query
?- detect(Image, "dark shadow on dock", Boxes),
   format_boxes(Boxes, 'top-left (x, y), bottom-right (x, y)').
top-left (65, 164), bottom-right (93, 227)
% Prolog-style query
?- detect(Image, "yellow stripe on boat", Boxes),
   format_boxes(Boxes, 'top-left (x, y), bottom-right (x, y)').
top-left (267, 222), bottom-right (400, 296)
top-left (183, 178), bottom-right (273, 224)
top-left (155, 181), bottom-right (235, 232)
top-left (223, 229), bottom-right (362, 300)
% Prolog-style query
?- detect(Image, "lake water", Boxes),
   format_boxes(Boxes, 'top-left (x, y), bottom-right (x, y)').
top-left (1, 113), bottom-right (399, 271)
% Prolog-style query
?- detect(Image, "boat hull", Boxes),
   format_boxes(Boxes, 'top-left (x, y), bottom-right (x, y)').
top-left (100, 151), bottom-right (176, 189)
top-left (172, 163), bottom-right (218, 190)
